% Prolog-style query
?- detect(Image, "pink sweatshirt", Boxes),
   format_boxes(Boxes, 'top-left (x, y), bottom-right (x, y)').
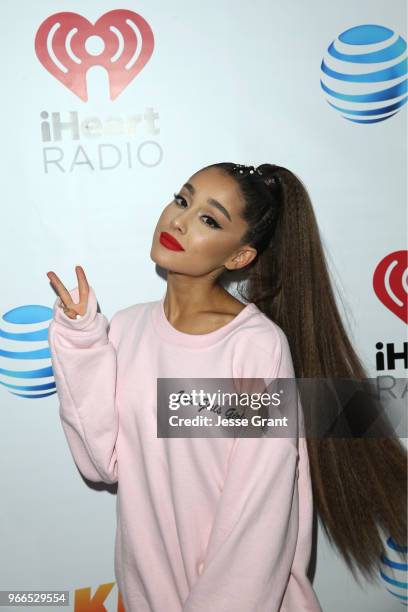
top-left (48, 285), bottom-right (322, 612)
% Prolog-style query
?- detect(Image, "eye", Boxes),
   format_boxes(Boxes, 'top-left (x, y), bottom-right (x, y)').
top-left (173, 193), bottom-right (187, 208)
top-left (172, 193), bottom-right (222, 229)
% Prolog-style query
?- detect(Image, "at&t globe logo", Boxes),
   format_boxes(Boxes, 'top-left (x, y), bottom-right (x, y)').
top-left (0, 302), bottom-right (55, 399)
top-left (320, 24), bottom-right (407, 123)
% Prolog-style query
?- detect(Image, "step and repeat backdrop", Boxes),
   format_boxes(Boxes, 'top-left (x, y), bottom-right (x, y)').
top-left (1, 1), bottom-right (406, 610)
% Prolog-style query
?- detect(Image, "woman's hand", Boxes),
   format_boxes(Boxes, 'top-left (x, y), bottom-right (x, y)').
top-left (46, 265), bottom-right (90, 320)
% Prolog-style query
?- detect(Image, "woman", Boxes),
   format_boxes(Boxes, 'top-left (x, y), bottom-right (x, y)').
top-left (47, 162), bottom-right (406, 611)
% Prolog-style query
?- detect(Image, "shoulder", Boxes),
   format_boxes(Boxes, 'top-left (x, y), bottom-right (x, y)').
top-left (233, 306), bottom-right (294, 379)
top-left (108, 299), bottom-right (158, 337)
top-left (239, 305), bottom-right (290, 356)
top-left (112, 299), bottom-right (157, 319)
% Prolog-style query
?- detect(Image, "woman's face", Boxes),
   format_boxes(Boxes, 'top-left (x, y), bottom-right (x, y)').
top-left (150, 167), bottom-right (257, 277)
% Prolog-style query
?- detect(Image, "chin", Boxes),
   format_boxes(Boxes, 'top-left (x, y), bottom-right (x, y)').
top-left (150, 244), bottom-right (176, 268)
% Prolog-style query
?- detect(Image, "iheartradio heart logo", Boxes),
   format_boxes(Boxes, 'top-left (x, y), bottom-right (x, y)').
top-left (373, 250), bottom-right (408, 324)
top-left (34, 10), bottom-right (154, 101)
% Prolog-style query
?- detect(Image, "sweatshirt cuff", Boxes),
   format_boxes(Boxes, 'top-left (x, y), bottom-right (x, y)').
top-left (52, 285), bottom-right (98, 331)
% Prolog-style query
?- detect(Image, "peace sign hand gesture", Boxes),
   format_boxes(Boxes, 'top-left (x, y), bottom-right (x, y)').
top-left (46, 265), bottom-right (89, 320)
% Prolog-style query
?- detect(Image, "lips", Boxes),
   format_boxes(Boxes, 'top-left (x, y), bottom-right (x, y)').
top-left (159, 232), bottom-right (185, 251)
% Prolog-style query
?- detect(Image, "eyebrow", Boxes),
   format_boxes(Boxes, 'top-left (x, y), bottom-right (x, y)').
top-left (182, 182), bottom-right (232, 222)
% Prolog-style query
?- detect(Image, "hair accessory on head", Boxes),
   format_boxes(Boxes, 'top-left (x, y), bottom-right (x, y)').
top-left (232, 164), bottom-right (261, 176)
top-left (232, 163), bottom-right (281, 186)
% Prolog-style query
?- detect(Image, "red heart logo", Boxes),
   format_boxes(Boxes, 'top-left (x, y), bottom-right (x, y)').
top-left (35, 10), bottom-right (154, 101)
top-left (373, 250), bottom-right (408, 324)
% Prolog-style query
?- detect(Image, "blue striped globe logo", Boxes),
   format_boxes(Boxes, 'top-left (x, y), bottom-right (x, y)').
top-left (320, 24), bottom-right (407, 123)
top-left (380, 536), bottom-right (408, 607)
top-left (0, 302), bottom-right (56, 398)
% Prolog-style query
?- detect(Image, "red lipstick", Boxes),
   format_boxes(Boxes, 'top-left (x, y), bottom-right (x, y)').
top-left (159, 232), bottom-right (185, 251)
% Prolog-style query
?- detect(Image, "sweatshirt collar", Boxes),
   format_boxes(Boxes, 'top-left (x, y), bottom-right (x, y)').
top-left (150, 295), bottom-right (259, 348)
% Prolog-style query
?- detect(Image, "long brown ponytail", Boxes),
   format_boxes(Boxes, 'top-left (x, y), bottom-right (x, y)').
top-left (203, 161), bottom-right (407, 583)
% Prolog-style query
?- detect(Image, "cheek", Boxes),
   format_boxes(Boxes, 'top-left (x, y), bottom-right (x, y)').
top-left (191, 231), bottom-right (235, 259)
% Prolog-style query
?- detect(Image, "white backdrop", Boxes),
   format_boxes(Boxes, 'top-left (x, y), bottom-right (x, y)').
top-left (1, 1), bottom-right (407, 611)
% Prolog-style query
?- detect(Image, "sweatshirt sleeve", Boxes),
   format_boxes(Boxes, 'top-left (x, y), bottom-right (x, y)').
top-left (182, 326), bottom-right (304, 612)
top-left (48, 285), bottom-right (121, 485)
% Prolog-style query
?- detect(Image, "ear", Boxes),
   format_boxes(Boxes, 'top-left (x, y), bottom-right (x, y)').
top-left (224, 246), bottom-right (258, 271)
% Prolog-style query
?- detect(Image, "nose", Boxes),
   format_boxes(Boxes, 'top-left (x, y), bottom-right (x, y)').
top-left (170, 209), bottom-right (189, 233)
